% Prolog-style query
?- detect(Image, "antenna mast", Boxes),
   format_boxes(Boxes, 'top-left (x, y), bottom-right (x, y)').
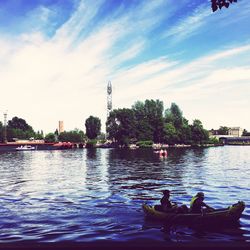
top-left (106, 81), bottom-right (112, 137)
top-left (107, 81), bottom-right (112, 119)
top-left (3, 110), bottom-right (8, 143)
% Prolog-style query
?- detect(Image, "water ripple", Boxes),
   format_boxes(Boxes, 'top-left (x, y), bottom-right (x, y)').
top-left (0, 147), bottom-right (249, 243)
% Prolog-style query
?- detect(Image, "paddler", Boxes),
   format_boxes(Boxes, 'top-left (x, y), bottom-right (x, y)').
top-left (190, 192), bottom-right (214, 214)
top-left (160, 190), bottom-right (178, 212)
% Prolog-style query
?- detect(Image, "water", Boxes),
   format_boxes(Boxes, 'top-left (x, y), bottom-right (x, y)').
top-left (0, 146), bottom-right (249, 243)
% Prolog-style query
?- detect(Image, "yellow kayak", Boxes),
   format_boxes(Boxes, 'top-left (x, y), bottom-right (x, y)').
top-left (142, 201), bottom-right (245, 225)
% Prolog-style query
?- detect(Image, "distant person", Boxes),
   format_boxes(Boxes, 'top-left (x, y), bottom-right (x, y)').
top-left (164, 149), bottom-right (168, 157)
top-left (159, 149), bottom-right (167, 157)
top-left (159, 149), bottom-right (164, 156)
top-left (190, 192), bottom-right (214, 214)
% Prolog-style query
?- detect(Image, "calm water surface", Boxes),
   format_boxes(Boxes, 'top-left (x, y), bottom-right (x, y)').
top-left (0, 146), bottom-right (250, 243)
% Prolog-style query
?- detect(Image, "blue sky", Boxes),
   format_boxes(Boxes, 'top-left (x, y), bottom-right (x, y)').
top-left (0, 0), bottom-right (250, 133)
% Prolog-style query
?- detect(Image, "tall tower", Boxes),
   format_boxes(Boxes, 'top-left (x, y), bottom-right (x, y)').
top-left (107, 81), bottom-right (112, 119)
top-left (106, 81), bottom-right (112, 138)
top-left (3, 110), bottom-right (8, 143)
top-left (58, 121), bottom-right (64, 134)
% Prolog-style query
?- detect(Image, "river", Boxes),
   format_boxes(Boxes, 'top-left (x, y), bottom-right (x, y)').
top-left (0, 146), bottom-right (249, 244)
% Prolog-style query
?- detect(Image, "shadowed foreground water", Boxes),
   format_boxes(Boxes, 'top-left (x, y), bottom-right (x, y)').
top-left (0, 146), bottom-right (249, 244)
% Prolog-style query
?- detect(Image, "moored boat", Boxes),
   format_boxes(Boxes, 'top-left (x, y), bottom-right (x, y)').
top-left (16, 145), bottom-right (36, 151)
top-left (142, 201), bottom-right (245, 225)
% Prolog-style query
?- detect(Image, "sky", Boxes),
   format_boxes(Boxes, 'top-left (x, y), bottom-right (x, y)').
top-left (0, 0), bottom-right (250, 134)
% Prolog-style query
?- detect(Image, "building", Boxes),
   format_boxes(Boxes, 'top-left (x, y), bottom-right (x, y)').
top-left (59, 121), bottom-right (64, 134)
top-left (228, 127), bottom-right (243, 137)
top-left (209, 127), bottom-right (243, 138)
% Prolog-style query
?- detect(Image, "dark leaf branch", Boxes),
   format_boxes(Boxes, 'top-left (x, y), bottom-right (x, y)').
top-left (211, 0), bottom-right (237, 12)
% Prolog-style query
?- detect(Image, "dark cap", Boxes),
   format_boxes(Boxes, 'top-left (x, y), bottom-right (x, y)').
top-left (196, 192), bottom-right (204, 197)
top-left (162, 190), bottom-right (170, 195)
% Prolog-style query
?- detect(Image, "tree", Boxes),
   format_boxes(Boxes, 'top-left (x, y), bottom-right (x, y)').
top-left (164, 103), bottom-right (191, 143)
top-left (191, 119), bottom-right (209, 144)
top-left (45, 133), bottom-right (56, 142)
top-left (163, 122), bottom-right (178, 144)
top-left (144, 99), bottom-right (165, 143)
top-left (132, 99), bottom-right (165, 142)
top-left (179, 118), bottom-right (192, 144)
top-left (0, 121), bottom-right (3, 142)
top-left (85, 116), bottom-right (101, 140)
top-left (165, 103), bottom-right (183, 130)
top-left (58, 129), bottom-right (85, 142)
top-left (218, 126), bottom-right (229, 135)
top-left (106, 108), bottom-right (136, 146)
top-left (7, 116), bottom-right (35, 141)
top-left (242, 129), bottom-right (250, 136)
top-left (211, 0), bottom-right (237, 12)
top-left (35, 130), bottom-right (44, 140)
top-left (132, 101), bottom-right (153, 141)
top-left (8, 116), bottom-right (33, 131)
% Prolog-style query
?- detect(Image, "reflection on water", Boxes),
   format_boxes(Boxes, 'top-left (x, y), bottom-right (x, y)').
top-left (0, 146), bottom-right (249, 243)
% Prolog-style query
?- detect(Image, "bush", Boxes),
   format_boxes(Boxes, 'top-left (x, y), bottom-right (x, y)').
top-left (208, 137), bottom-right (219, 144)
top-left (136, 140), bottom-right (153, 148)
top-left (85, 139), bottom-right (97, 148)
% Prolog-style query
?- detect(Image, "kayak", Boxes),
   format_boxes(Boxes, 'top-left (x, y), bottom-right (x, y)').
top-left (142, 201), bottom-right (245, 225)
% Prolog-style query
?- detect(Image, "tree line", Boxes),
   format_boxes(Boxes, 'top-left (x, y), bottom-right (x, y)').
top-left (0, 116), bottom-right (86, 143)
top-left (105, 100), bottom-right (212, 146)
top-left (0, 115), bottom-right (101, 143)
top-left (1, 99), bottom-right (248, 145)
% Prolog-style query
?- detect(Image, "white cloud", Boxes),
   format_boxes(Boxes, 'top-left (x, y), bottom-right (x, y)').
top-left (0, 0), bottom-right (250, 134)
top-left (163, 4), bottom-right (211, 42)
top-left (111, 44), bottom-right (250, 130)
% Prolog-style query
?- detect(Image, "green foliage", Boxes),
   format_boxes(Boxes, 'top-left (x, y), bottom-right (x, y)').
top-left (106, 99), bottom-right (210, 146)
top-left (164, 103), bottom-right (192, 144)
top-left (85, 116), bottom-right (101, 140)
top-left (106, 108), bottom-right (136, 146)
top-left (190, 119), bottom-right (209, 144)
top-left (218, 126), bottom-right (229, 135)
top-left (144, 99), bottom-right (165, 143)
top-left (242, 129), bottom-right (250, 136)
top-left (136, 140), bottom-right (153, 148)
top-left (132, 99), bottom-right (164, 142)
top-left (8, 116), bottom-right (32, 131)
top-left (208, 137), bottom-right (220, 144)
top-left (45, 133), bottom-right (56, 143)
top-left (163, 122), bottom-right (178, 144)
top-left (6, 116), bottom-right (36, 141)
top-left (58, 129), bottom-right (85, 142)
top-left (133, 101), bottom-right (153, 141)
top-left (165, 103), bottom-right (183, 130)
top-left (85, 139), bottom-right (97, 148)
top-left (178, 118), bottom-right (192, 144)
top-left (35, 131), bottom-right (44, 140)
top-left (0, 121), bottom-right (3, 142)
top-left (97, 132), bottom-right (106, 140)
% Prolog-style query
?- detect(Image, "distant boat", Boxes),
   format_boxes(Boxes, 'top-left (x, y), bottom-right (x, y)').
top-left (16, 145), bottom-right (36, 151)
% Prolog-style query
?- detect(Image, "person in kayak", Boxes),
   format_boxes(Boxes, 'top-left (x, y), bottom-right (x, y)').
top-left (190, 192), bottom-right (214, 214)
top-left (160, 189), bottom-right (178, 212)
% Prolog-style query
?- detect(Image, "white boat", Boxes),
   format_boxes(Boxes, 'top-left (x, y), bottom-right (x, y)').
top-left (16, 145), bottom-right (36, 151)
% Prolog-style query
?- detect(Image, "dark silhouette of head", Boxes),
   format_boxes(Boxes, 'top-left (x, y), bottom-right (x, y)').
top-left (162, 190), bottom-right (170, 196)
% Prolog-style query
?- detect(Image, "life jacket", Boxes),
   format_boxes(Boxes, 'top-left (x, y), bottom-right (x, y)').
top-left (190, 196), bottom-right (199, 210)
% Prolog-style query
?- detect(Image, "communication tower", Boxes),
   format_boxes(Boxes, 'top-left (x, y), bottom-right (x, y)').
top-left (107, 81), bottom-right (112, 119)
top-left (3, 110), bottom-right (8, 143)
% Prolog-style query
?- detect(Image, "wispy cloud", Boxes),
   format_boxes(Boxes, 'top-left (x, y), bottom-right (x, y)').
top-left (0, 0), bottom-right (249, 132)
top-left (163, 4), bottom-right (211, 42)
top-left (111, 43), bottom-right (250, 128)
